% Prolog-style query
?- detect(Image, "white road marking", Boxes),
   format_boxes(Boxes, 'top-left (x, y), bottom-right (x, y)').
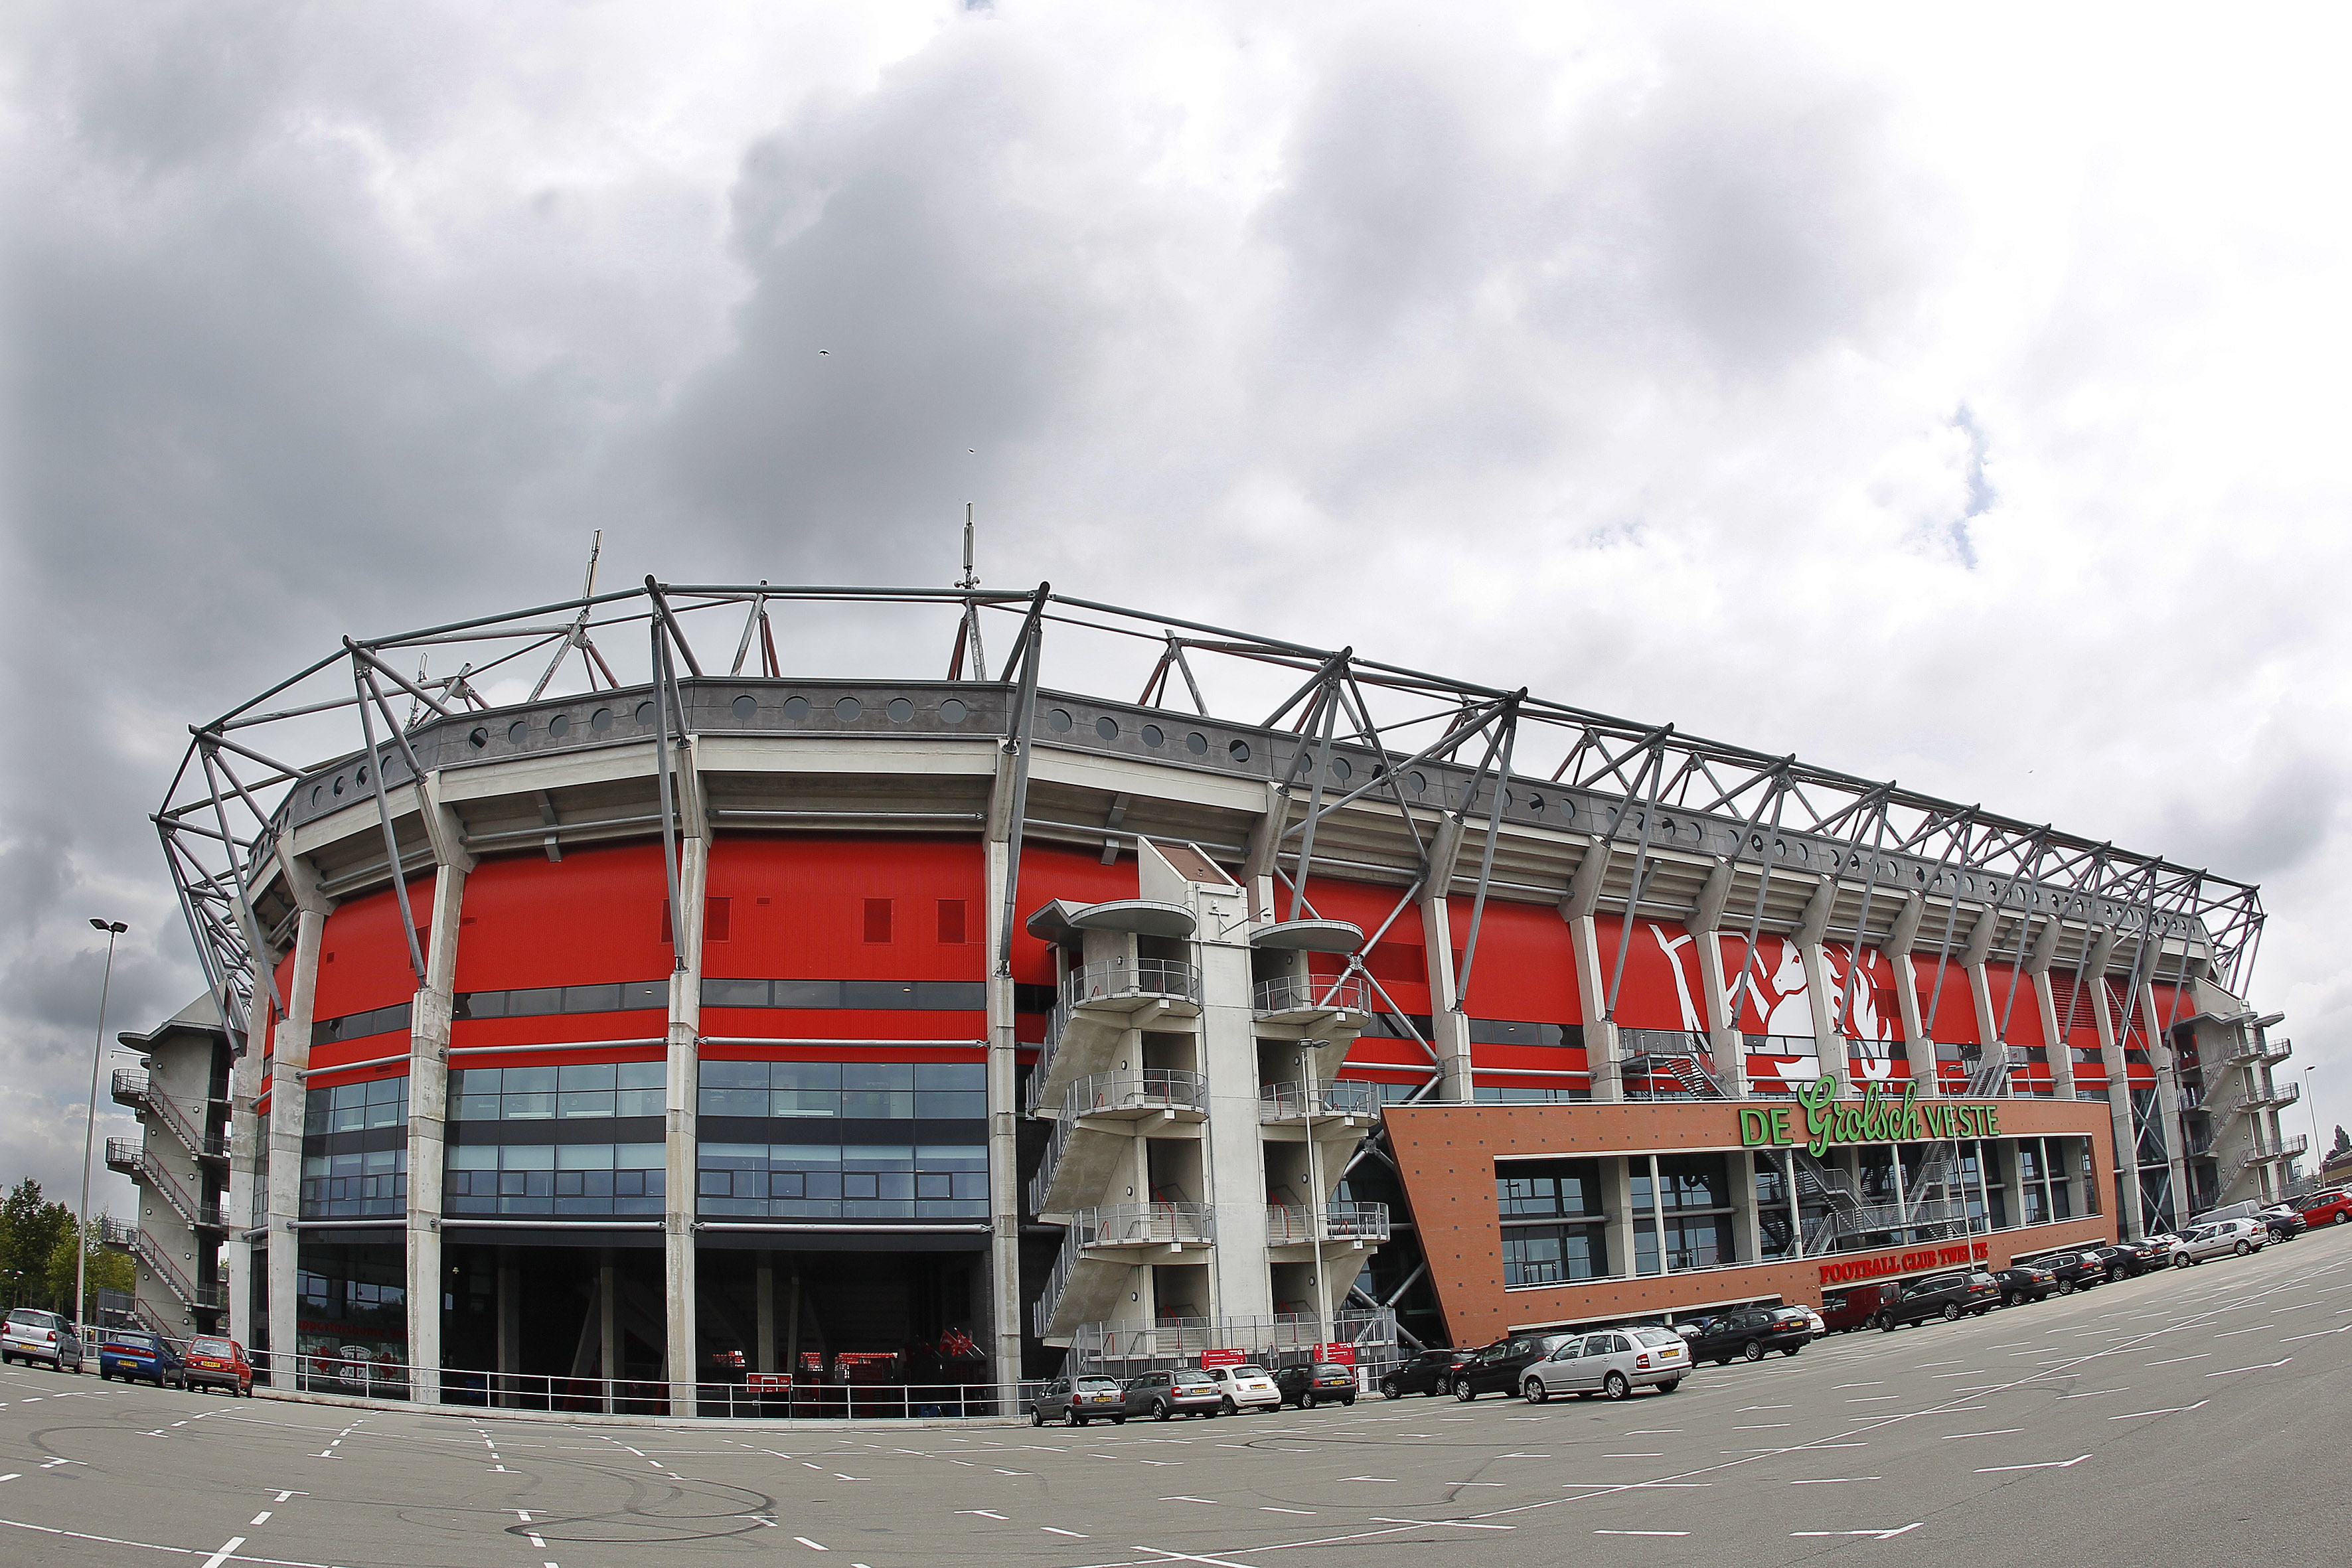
top-left (1795, 1524), bottom-right (1922, 1539)
top-left (793, 1537), bottom-right (828, 1550)
top-left (1260, 1508), bottom-right (1315, 1515)
top-left (1159, 1497), bottom-right (1220, 1504)
top-left (249, 1512), bottom-right (272, 1525)
top-left (1595, 1529), bottom-right (1689, 1535)
top-left (2146, 1354), bottom-right (2211, 1366)
top-left (1978, 1454), bottom-right (2091, 1473)
top-left (1940, 1430), bottom-right (2023, 1439)
top-left (198, 1538), bottom-right (246, 1568)
top-left (1790, 1477), bottom-right (1881, 1484)
top-left (2206, 1358), bottom-right (2292, 1376)
top-left (1043, 1526), bottom-right (1089, 1537)
top-left (2110, 1402), bottom-right (2208, 1419)
top-left (956, 1511), bottom-right (1007, 1520)
top-left (2054, 1389), bottom-right (2127, 1399)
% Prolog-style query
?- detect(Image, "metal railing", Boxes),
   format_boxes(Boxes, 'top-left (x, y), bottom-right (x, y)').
top-left (1618, 1053), bottom-right (1727, 1101)
top-left (2229, 1133), bottom-right (2309, 1187)
top-left (114, 1070), bottom-right (227, 1162)
top-left (2258, 1039), bottom-right (2293, 1064)
top-left (1065, 959), bottom-right (1202, 1008)
top-left (1251, 973), bottom-right (1368, 1016)
top-left (1062, 1069), bottom-right (1208, 1117)
top-left (1034, 1203), bottom-right (1217, 1337)
top-left (1265, 1202), bottom-right (1389, 1245)
top-left (1063, 1307), bottom-right (1397, 1378)
top-left (1029, 1072), bottom-right (1210, 1212)
top-left (238, 1349), bottom-right (1028, 1420)
top-left (101, 1217), bottom-right (225, 1313)
top-left (1258, 1079), bottom-right (1380, 1121)
top-left (1030, 1002), bottom-right (1073, 1098)
top-left (107, 1140), bottom-right (226, 1231)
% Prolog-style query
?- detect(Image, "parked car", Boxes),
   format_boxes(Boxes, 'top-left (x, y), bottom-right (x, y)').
top-left (1683, 1305), bottom-right (1814, 1364)
top-left (1879, 1271), bottom-right (2000, 1329)
top-left (97, 1328), bottom-right (185, 1388)
top-left (2030, 1251), bottom-right (2108, 1294)
top-left (2169, 1218), bottom-right (2267, 1267)
top-left (1121, 1370), bottom-right (1225, 1420)
top-left (2296, 1190), bottom-right (2352, 1227)
top-left (1378, 1347), bottom-right (1471, 1399)
top-left (1, 1308), bottom-right (83, 1372)
top-left (2080, 1244), bottom-right (2151, 1281)
top-left (2189, 1200), bottom-right (2269, 1229)
top-left (1520, 1326), bottom-right (1689, 1402)
top-left (182, 1336), bottom-right (254, 1397)
top-left (1031, 1375), bottom-right (1127, 1426)
top-left (1202, 1363), bottom-right (1281, 1413)
top-left (1820, 1287), bottom-right (1888, 1334)
top-left (1991, 1263), bottom-right (2058, 1306)
top-left (1275, 1362), bottom-right (1360, 1408)
top-left (2258, 1205), bottom-right (2308, 1243)
top-left (1449, 1332), bottom-right (1577, 1400)
top-left (2115, 1235), bottom-right (2175, 1273)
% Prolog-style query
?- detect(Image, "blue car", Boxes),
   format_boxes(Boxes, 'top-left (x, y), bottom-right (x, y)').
top-left (98, 1328), bottom-right (186, 1389)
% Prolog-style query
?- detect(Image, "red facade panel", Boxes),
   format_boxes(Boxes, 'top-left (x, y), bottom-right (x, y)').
top-left (315, 876), bottom-right (436, 1020)
top-left (1911, 955), bottom-right (1980, 1046)
top-left (455, 846), bottom-right (669, 992)
top-left (1591, 915), bottom-right (1701, 1032)
top-left (705, 838), bottom-right (986, 983)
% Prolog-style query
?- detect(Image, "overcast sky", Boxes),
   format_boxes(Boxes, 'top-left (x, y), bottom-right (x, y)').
top-left (5, 1), bottom-right (2349, 1215)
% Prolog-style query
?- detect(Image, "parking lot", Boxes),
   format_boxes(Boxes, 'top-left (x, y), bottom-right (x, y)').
top-left (4, 1225), bottom-right (2349, 1567)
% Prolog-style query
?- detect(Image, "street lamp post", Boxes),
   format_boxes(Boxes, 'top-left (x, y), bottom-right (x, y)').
top-left (77, 919), bottom-right (127, 1349)
top-left (2306, 1065), bottom-right (2324, 1186)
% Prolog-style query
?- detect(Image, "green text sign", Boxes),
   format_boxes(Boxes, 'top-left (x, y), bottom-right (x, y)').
top-left (1736, 1077), bottom-right (1999, 1158)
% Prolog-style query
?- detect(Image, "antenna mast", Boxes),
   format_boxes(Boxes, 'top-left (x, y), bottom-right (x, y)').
top-left (530, 530), bottom-right (615, 700)
top-left (955, 503), bottom-right (987, 679)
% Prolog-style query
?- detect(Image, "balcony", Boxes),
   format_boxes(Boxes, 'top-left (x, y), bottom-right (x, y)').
top-left (1266, 1201), bottom-right (1390, 1246)
top-left (1028, 1072), bottom-right (1210, 1219)
top-left (2248, 1080), bottom-right (2302, 1112)
top-left (1258, 1079), bottom-right (1380, 1124)
top-left (1065, 958), bottom-right (1202, 1014)
top-left (1251, 973), bottom-right (1368, 1023)
top-left (1032, 1203), bottom-right (1216, 1342)
top-left (2230, 1134), bottom-right (2309, 1187)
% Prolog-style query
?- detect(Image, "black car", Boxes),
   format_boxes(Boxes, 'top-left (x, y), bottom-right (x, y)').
top-left (2032, 1251), bottom-right (2108, 1294)
top-left (1682, 1306), bottom-right (1814, 1365)
top-left (1450, 1332), bottom-right (1577, 1400)
top-left (2260, 1206), bottom-right (2308, 1244)
top-left (1273, 1362), bottom-right (1358, 1408)
top-left (2113, 1236), bottom-right (2174, 1273)
top-left (2080, 1243), bottom-right (2155, 1280)
top-left (1378, 1348), bottom-right (1469, 1399)
top-left (1991, 1263), bottom-right (2057, 1306)
top-left (1879, 1271), bottom-right (2000, 1329)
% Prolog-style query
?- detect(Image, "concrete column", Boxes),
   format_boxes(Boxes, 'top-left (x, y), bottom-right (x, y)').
top-left (1881, 894), bottom-right (1941, 1098)
top-left (1686, 860), bottom-right (1742, 1090)
top-left (1729, 1150), bottom-right (1763, 1265)
top-left (1419, 817), bottom-right (1473, 1103)
top-left (1561, 841), bottom-right (1620, 1101)
top-left (2082, 931), bottom-right (2144, 1239)
top-left (226, 1038), bottom-right (264, 1351)
top-left (266, 858), bottom-right (329, 1391)
top-left (755, 1255), bottom-right (775, 1375)
top-left (1962, 909), bottom-right (2001, 1089)
top-left (1603, 1156), bottom-right (1638, 1280)
top-left (663, 833), bottom-right (708, 1415)
top-left (2030, 971), bottom-right (2076, 1102)
top-left (406, 774), bottom-right (472, 1404)
top-left (1794, 878), bottom-right (1845, 1095)
top-left (600, 1251), bottom-right (620, 1412)
top-left (982, 821), bottom-right (1024, 1406)
top-left (495, 1249), bottom-right (518, 1407)
top-left (2142, 977), bottom-right (2190, 1224)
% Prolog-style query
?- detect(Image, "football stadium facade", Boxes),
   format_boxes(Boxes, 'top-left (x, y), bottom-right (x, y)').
top-left (147, 580), bottom-right (2289, 1411)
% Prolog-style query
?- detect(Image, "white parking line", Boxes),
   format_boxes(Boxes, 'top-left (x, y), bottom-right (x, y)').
top-left (1978, 1454), bottom-right (2090, 1473)
top-left (198, 1539), bottom-right (246, 1568)
top-left (2110, 1402), bottom-right (2208, 1419)
top-left (1940, 1430), bottom-right (2023, 1440)
top-left (2205, 1358), bottom-right (2291, 1377)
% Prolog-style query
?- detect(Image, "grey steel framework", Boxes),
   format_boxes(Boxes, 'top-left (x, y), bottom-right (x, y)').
top-left (157, 580), bottom-right (2260, 1067)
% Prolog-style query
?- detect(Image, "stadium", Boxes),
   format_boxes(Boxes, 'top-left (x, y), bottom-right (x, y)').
top-left (139, 576), bottom-right (2291, 1412)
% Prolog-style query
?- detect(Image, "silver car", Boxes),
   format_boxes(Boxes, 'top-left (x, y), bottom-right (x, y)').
top-left (1031, 1375), bottom-right (1128, 1426)
top-left (2170, 1217), bottom-right (2266, 1266)
top-left (1520, 1324), bottom-right (1689, 1402)
top-left (1, 1308), bottom-right (84, 1372)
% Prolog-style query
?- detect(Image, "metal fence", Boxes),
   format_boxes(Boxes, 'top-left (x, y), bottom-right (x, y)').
top-left (1065, 959), bottom-right (1202, 1008)
top-left (1251, 974), bottom-right (1368, 1016)
top-left (1257, 1079), bottom-right (1379, 1121)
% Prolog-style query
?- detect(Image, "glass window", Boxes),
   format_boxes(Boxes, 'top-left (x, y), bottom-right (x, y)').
top-left (1501, 1223), bottom-right (1605, 1287)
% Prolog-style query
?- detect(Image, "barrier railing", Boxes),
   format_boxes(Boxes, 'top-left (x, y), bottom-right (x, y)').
top-left (1035, 1203), bottom-right (1216, 1336)
top-left (1265, 1202), bottom-right (1389, 1245)
top-left (1066, 959), bottom-right (1202, 1008)
top-left (1251, 974), bottom-right (1367, 1016)
top-left (1258, 1079), bottom-right (1379, 1121)
top-left (1063, 1069), bottom-right (1208, 1117)
top-left (114, 1070), bottom-right (226, 1162)
top-left (107, 1140), bottom-right (226, 1231)
top-left (241, 1349), bottom-right (1032, 1420)
top-left (102, 1217), bottom-right (225, 1313)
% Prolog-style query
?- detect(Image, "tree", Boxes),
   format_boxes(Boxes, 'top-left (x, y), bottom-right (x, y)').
top-left (44, 1217), bottom-right (134, 1318)
top-left (0, 1179), bottom-right (76, 1312)
top-left (2333, 1124), bottom-right (2349, 1160)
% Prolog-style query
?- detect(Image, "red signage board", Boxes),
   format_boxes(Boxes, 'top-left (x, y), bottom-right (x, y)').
top-left (1200, 1348), bottom-right (1247, 1370)
top-left (747, 1372), bottom-right (792, 1392)
top-left (1312, 1342), bottom-right (1356, 1366)
top-left (1817, 1239), bottom-right (1989, 1287)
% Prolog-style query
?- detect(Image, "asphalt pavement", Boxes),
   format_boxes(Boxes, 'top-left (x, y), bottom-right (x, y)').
top-left (5, 1224), bottom-right (2349, 1567)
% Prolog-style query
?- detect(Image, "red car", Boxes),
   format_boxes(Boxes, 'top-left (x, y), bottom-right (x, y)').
top-left (185, 1336), bottom-right (254, 1397)
top-left (2299, 1191), bottom-right (2352, 1228)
